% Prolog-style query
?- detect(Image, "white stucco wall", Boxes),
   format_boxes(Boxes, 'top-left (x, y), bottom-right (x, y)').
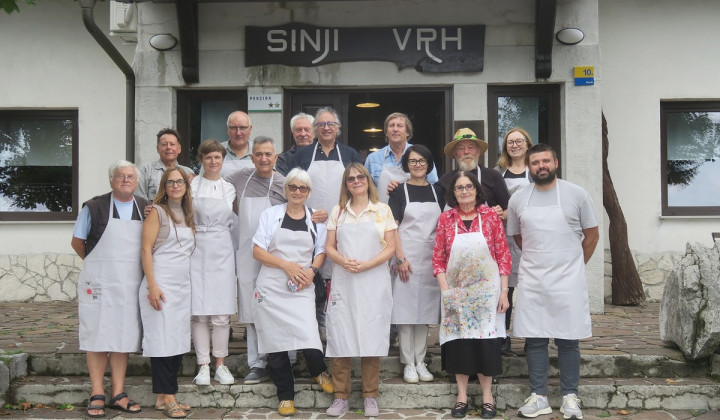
top-left (600, 0), bottom-right (720, 254)
top-left (0, 1), bottom-right (135, 255)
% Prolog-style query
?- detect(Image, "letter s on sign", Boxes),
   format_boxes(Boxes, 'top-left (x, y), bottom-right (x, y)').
top-left (267, 30), bottom-right (287, 52)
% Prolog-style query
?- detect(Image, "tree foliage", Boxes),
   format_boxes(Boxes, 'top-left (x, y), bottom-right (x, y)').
top-left (1, 0), bottom-right (37, 14)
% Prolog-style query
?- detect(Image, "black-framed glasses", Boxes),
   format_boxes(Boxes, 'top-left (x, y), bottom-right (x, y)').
top-left (408, 158), bottom-right (428, 167)
top-left (346, 174), bottom-right (367, 183)
top-left (507, 139), bottom-right (526, 146)
top-left (453, 184), bottom-right (475, 192)
top-left (315, 121), bottom-right (339, 129)
top-left (287, 184), bottom-right (310, 193)
top-left (165, 179), bottom-right (186, 187)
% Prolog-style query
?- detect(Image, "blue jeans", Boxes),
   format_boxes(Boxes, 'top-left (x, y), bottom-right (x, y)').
top-left (524, 338), bottom-right (580, 396)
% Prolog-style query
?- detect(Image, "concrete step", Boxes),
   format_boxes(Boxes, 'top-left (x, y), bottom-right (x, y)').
top-left (12, 375), bottom-right (720, 412)
top-left (27, 351), bottom-right (712, 379)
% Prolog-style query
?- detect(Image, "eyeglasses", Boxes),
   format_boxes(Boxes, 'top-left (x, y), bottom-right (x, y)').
top-left (315, 121), bottom-right (339, 129)
top-left (346, 174), bottom-right (367, 183)
top-left (113, 174), bottom-right (136, 182)
top-left (507, 139), bottom-right (526, 146)
top-left (408, 158), bottom-right (428, 167)
top-left (453, 184), bottom-right (475, 192)
top-left (287, 184), bottom-right (310, 193)
top-left (165, 179), bottom-right (186, 187)
top-left (228, 125), bottom-right (250, 131)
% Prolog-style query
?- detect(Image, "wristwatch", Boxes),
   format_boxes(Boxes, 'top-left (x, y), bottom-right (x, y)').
top-left (311, 266), bottom-right (319, 275)
top-left (396, 258), bottom-right (406, 266)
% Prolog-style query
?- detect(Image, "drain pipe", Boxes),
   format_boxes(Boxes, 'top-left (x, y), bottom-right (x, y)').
top-left (79, 0), bottom-right (136, 162)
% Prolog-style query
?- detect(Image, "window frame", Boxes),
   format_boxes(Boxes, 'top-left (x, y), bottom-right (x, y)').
top-left (660, 100), bottom-right (720, 216)
top-left (0, 109), bottom-right (79, 222)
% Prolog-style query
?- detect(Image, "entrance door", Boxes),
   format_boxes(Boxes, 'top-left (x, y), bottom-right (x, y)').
top-left (286, 89), bottom-right (451, 174)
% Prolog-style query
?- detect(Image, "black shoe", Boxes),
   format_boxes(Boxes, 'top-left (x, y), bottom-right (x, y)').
top-left (480, 402), bottom-right (496, 419)
top-left (451, 401), bottom-right (468, 418)
top-left (501, 337), bottom-right (514, 355)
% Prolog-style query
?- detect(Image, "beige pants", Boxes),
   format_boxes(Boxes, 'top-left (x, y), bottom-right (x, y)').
top-left (398, 324), bottom-right (429, 365)
top-left (331, 357), bottom-right (380, 399)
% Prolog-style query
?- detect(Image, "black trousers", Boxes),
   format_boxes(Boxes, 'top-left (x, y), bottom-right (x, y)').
top-left (505, 287), bottom-right (515, 331)
top-left (151, 355), bottom-right (184, 394)
top-left (267, 349), bottom-right (327, 400)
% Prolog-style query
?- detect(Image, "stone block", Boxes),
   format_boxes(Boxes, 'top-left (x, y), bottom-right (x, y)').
top-left (0, 275), bottom-right (36, 302)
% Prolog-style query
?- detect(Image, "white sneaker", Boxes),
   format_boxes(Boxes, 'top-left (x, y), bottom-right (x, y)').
top-left (213, 364), bottom-right (235, 385)
top-left (403, 363), bottom-right (419, 383)
top-left (193, 364), bottom-right (211, 385)
top-left (560, 393), bottom-right (583, 419)
top-left (415, 362), bottom-right (434, 382)
top-left (518, 393), bottom-right (552, 418)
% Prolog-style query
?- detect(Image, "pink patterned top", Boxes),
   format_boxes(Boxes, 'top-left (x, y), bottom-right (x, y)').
top-left (432, 204), bottom-right (511, 276)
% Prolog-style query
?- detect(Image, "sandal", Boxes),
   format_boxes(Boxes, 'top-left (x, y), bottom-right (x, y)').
top-left (156, 401), bottom-right (191, 411)
top-left (86, 394), bottom-right (106, 418)
top-left (451, 401), bottom-right (468, 418)
top-left (110, 392), bottom-right (142, 414)
top-left (163, 401), bottom-right (188, 419)
top-left (480, 402), bottom-right (496, 419)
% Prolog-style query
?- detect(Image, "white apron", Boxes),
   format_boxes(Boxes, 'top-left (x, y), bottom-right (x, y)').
top-left (190, 178), bottom-right (236, 315)
top-left (220, 157), bottom-right (254, 178)
top-left (391, 184), bottom-right (441, 324)
top-left (78, 197), bottom-right (144, 352)
top-left (305, 144), bottom-right (345, 280)
top-left (503, 168), bottom-right (531, 287)
top-left (512, 183), bottom-right (592, 340)
top-left (439, 215), bottom-right (505, 346)
top-left (139, 213), bottom-right (195, 357)
top-left (253, 207), bottom-right (322, 354)
top-left (236, 170), bottom-right (273, 323)
top-left (326, 218), bottom-right (392, 357)
top-left (377, 163), bottom-right (410, 204)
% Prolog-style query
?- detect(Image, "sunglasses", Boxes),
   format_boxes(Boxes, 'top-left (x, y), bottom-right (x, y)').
top-left (287, 184), bottom-right (310, 193)
top-left (346, 174), bottom-right (367, 183)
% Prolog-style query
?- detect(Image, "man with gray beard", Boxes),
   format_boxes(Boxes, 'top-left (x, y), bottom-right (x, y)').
top-left (437, 128), bottom-right (510, 217)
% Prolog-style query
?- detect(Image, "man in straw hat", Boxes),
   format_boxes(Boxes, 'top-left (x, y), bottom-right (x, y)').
top-left (437, 128), bottom-right (510, 218)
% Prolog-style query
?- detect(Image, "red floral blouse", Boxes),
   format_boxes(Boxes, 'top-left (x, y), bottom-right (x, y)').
top-left (432, 204), bottom-right (511, 276)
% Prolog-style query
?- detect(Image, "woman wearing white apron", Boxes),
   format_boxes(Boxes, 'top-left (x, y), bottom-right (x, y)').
top-left (71, 160), bottom-right (148, 418)
top-left (189, 140), bottom-right (237, 386)
top-left (494, 127), bottom-right (534, 354)
top-left (387, 145), bottom-right (444, 384)
top-left (251, 168), bottom-right (334, 416)
top-left (324, 163), bottom-right (397, 418)
top-left (140, 168), bottom-right (195, 419)
top-left (432, 171), bottom-right (511, 419)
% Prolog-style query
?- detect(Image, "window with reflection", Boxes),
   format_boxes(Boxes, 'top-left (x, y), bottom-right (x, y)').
top-left (0, 110), bottom-right (78, 221)
top-left (661, 101), bottom-right (720, 216)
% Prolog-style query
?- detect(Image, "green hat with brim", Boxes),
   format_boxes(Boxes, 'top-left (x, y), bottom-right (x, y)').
top-left (444, 128), bottom-right (488, 158)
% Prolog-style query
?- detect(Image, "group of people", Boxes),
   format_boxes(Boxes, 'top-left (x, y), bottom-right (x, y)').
top-left (72, 107), bottom-right (598, 420)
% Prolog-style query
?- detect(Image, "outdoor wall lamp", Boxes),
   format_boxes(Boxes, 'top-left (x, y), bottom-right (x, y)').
top-left (149, 34), bottom-right (178, 51)
top-left (556, 28), bottom-right (584, 45)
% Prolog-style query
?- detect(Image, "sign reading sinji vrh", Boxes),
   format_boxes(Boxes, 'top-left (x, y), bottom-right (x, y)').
top-left (245, 23), bottom-right (485, 73)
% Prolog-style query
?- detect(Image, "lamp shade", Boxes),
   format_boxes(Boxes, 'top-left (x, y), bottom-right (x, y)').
top-left (556, 28), bottom-right (584, 45)
top-left (149, 34), bottom-right (178, 51)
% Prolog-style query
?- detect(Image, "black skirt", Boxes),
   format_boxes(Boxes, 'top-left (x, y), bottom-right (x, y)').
top-left (441, 338), bottom-right (503, 376)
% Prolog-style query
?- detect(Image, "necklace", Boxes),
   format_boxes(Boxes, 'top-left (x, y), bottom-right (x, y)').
top-left (458, 208), bottom-right (476, 218)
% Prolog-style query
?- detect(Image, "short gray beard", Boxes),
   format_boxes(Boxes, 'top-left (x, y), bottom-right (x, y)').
top-left (457, 156), bottom-right (478, 171)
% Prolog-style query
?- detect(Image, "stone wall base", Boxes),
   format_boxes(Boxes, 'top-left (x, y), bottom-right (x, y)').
top-left (603, 249), bottom-right (682, 303)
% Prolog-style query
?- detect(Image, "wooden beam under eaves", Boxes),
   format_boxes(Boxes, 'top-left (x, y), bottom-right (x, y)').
top-left (176, 0), bottom-right (199, 84)
top-left (535, 0), bottom-right (556, 79)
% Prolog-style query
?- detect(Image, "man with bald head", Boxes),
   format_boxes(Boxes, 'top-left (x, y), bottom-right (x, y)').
top-left (221, 111), bottom-right (255, 176)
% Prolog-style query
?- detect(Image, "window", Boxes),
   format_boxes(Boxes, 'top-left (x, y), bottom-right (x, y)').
top-left (0, 110), bottom-right (78, 221)
top-left (661, 101), bottom-right (720, 216)
top-left (487, 84), bottom-right (560, 167)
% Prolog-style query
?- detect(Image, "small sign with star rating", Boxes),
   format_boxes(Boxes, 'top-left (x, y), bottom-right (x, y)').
top-left (248, 93), bottom-right (283, 112)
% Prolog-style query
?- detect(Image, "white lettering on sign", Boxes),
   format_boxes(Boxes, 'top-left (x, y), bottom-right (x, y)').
top-left (266, 28), bottom-right (339, 64)
top-left (392, 28), bottom-right (463, 64)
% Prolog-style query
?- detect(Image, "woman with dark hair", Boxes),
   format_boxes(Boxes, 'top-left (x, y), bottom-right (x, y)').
top-left (388, 144), bottom-right (444, 384)
top-left (432, 171), bottom-right (511, 419)
top-left (324, 163), bottom-right (397, 418)
top-left (140, 167), bottom-right (195, 419)
top-left (189, 140), bottom-right (237, 386)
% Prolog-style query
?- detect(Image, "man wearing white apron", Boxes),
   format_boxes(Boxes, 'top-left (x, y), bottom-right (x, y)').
top-left (291, 107), bottom-right (362, 339)
top-left (364, 112), bottom-right (438, 204)
top-left (71, 161), bottom-right (148, 417)
top-left (137, 128), bottom-right (194, 201)
top-left (225, 136), bottom-right (286, 384)
top-left (220, 111), bottom-right (255, 177)
top-left (507, 144), bottom-right (599, 420)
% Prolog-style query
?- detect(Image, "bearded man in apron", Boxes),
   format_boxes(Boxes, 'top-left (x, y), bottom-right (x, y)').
top-left (506, 144), bottom-right (599, 420)
top-left (71, 161), bottom-right (149, 418)
top-left (291, 107), bottom-right (362, 340)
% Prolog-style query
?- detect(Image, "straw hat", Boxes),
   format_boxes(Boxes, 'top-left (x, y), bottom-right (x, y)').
top-left (443, 128), bottom-right (488, 157)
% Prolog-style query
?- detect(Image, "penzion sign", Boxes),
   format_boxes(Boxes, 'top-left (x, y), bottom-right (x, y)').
top-left (245, 23), bottom-right (485, 73)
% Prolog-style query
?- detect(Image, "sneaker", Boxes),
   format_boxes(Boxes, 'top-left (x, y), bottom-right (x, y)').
top-left (403, 363), bottom-right (419, 383)
top-left (213, 364), bottom-right (235, 385)
top-left (277, 400), bottom-right (296, 416)
top-left (314, 371), bottom-right (334, 393)
top-left (326, 398), bottom-right (349, 417)
top-left (518, 393), bottom-right (552, 418)
top-left (193, 364), bottom-right (210, 385)
top-left (363, 397), bottom-right (379, 417)
top-left (415, 362), bottom-right (434, 382)
top-left (243, 367), bottom-right (268, 384)
top-left (560, 394), bottom-right (583, 419)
